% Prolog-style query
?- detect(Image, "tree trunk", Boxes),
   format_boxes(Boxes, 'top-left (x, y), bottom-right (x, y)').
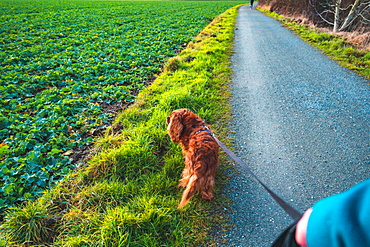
top-left (339, 0), bottom-right (362, 31)
top-left (333, 0), bottom-right (342, 32)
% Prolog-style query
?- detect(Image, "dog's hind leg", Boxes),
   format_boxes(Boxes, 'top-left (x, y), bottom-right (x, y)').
top-left (178, 168), bottom-right (190, 187)
top-left (178, 174), bottom-right (202, 209)
top-left (201, 176), bottom-right (215, 200)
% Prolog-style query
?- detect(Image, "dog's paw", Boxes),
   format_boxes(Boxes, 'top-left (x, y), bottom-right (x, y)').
top-left (201, 192), bottom-right (214, 201)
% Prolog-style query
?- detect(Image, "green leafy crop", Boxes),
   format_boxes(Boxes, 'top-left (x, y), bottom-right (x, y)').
top-left (0, 0), bottom-right (242, 211)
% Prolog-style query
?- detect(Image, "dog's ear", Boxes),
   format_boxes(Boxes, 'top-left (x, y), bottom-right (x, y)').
top-left (167, 113), bottom-right (184, 143)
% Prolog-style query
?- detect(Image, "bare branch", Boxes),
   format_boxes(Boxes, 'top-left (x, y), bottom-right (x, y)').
top-left (340, 0), bottom-right (369, 31)
top-left (309, 0), bottom-right (335, 25)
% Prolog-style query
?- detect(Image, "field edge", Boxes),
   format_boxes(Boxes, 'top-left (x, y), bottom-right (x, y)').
top-left (0, 4), bottom-right (244, 246)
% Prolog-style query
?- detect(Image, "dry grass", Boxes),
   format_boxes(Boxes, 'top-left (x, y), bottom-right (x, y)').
top-left (258, 2), bottom-right (370, 51)
top-left (298, 18), bottom-right (369, 50)
top-left (261, 8), bottom-right (370, 79)
top-left (344, 32), bottom-right (370, 51)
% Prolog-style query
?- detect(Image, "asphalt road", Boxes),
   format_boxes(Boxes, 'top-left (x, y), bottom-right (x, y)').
top-left (215, 5), bottom-right (370, 246)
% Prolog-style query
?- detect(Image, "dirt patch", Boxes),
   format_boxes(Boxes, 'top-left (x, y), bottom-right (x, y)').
top-left (69, 143), bottom-right (95, 165)
top-left (67, 102), bottom-right (129, 165)
top-left (66, 57), bottom-right (162, 167)
top-left (100, 101), bottom-right (129, 115)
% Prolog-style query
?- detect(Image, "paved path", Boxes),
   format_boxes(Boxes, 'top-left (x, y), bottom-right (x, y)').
top-left (215, 5), bottom-right (370, 246)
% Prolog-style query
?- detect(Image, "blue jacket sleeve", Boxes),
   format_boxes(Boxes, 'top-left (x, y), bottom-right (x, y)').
top-left (307, 179), bottom-right (370, 247)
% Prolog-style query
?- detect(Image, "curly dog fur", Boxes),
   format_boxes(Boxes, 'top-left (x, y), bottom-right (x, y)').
top-left (166, 109), bottom-right (219, 209)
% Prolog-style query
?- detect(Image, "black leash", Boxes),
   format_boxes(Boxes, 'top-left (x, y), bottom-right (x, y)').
top-left (207, 128), bottom-right (302, 221)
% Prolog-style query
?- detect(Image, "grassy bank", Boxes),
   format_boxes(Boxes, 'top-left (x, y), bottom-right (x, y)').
top-left (259, 9), bottom-right (370, 80)
top-left (0, 4), bottom-right (243, 246)
top-left (0, 0), bottom-right (244, 212)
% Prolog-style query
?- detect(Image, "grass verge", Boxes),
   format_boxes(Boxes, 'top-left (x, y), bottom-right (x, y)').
top-left (259, 9), bottom-right (370, 80)
top-left (0, 4), bottom-right (243, 246)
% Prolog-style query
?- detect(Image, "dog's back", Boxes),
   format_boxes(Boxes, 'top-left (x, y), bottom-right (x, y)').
top-left (166, 109), bottom-right (219, 209)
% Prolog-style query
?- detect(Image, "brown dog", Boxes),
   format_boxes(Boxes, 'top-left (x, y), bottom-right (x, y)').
top-left (166, 109), bottom-right (219, 209)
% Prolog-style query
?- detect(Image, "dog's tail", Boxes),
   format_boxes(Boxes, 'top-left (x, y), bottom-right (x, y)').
top-left (178, 174), bottom-right (202, 209)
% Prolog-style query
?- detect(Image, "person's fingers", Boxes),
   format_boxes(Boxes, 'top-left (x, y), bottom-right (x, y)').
top-left (295, 208), bottom-right (313, 247)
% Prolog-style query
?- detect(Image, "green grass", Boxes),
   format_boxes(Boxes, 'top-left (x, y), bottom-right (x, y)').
top-left (0, 0), bottom-right (244, 213)
top-left (0, 4), bottom-right (243, 246)
top-left (260, 9), bottom-right (370, 80)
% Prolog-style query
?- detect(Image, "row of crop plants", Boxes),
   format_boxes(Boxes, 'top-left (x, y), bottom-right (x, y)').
top-left (0, 0), bottom-right (244, 212)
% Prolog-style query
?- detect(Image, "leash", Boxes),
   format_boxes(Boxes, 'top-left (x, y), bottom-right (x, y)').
top-left (205, 128), bottom-right (302, 221)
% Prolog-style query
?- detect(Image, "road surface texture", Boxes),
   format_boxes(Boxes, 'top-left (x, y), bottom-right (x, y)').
top-left (214, 5), bottom-right (370, 247)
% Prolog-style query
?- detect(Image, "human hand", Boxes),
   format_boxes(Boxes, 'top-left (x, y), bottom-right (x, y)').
top-left (295, 208), bottom-right (313, 247)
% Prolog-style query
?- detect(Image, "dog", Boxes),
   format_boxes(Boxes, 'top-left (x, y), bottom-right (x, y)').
top-left (166, 109), bottom-right (219, 209)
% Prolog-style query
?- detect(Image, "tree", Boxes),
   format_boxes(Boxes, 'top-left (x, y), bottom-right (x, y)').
top-left (310, 0), bottom-right (370, 32)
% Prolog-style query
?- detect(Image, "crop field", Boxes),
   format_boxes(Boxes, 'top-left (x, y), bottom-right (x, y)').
top-left (0, 0), bottom-right (243, 212)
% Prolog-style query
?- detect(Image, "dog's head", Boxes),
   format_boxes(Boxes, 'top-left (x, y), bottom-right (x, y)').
top-left (166, 109), bottom-right (204, 143)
